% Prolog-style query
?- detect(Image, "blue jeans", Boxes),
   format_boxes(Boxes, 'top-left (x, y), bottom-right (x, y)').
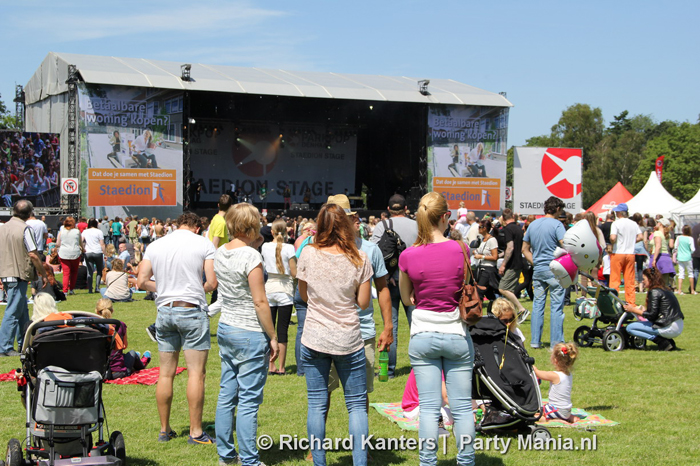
top-left (215, 323), bottom-right (269, 466)
top-left (294, 288), bottom-right (307, 376)
top-left (409, 332), bottom-right (475, 466)
top-left (531, 270), bottom-right (565, 348)
top-left (626, 321), bottom-right (659, 340)
top-left (301, 344), bottom-right (368, 466)
top-left (0, 280), bottom-right (30, 353)
top-left (388, 281), bottom-right (414, 377)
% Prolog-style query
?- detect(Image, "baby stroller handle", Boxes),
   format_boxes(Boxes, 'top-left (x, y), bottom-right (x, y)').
top-left (30, 318), bottom-right (122, 336)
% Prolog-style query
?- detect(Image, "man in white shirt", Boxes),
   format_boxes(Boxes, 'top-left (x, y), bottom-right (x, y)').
top-left (26, 213), bottom-right (48, 254)
top-left (609, 203), bottom-right (643, 305)
top-left (137, 212), bottom-right (218, 445)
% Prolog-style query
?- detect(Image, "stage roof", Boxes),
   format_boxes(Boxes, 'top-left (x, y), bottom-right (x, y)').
top-left (25, 52), bottom-right (514, 108)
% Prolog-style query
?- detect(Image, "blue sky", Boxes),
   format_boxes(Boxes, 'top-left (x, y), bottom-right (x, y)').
top-left (2, 0), bottom-right (698, 146)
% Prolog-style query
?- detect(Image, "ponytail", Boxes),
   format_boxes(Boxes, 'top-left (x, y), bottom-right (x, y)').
top-left (271, 219), bottom-right (288, 274)
top-left (414, 192), bottom-right (448, 246)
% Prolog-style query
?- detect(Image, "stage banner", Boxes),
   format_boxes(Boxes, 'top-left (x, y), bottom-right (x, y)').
top-left (1, 131), bottom-right (62, 208)
top-left (427, 105), bottom-right (508, 213)
top-left (513, 147), bottom-right (583, 215)
top-left (190, 121), bottom-right (357, 205)
top-left (78, 84), bottom-right (183, 219)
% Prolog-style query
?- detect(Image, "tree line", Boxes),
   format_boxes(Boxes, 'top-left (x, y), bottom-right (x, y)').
top-left (517, 103), bottom-right (700, 208)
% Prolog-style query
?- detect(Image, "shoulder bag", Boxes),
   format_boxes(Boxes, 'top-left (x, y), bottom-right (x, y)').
top-left (457, 241), bottom-right (482, 325)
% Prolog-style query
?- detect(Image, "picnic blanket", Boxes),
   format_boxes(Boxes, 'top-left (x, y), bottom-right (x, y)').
top-left (105, 367), bottom-right (186, 385)
top-left (536, 407), bottom-right (618, 428)
top-left (371, 402), bottom-right (618, 431)
top-left (1, 367), bottom-right (186, 386)
top-left (370, 402), bottom-right (420, 431)
top-left (0, 370), bottom-right (18, 382)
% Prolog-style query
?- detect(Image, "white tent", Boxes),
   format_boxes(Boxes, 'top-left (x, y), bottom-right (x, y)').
top-left (671, 187), bottom-right (700, 228)
top-left (625, 172), bottom-right (683, 218)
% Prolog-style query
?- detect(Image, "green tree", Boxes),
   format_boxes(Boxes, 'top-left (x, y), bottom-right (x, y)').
top-left (550, 103), bottom-right (604, 169)
top-left (629, 122), bottom-right (700, 201)
top-left (581, 112), bottom-right (660, 207)
top-left (0, 93), bottom-right (19, 130)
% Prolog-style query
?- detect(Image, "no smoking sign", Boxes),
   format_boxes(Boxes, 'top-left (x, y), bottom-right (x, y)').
top-left (61, 178), bottom-right (79, 195)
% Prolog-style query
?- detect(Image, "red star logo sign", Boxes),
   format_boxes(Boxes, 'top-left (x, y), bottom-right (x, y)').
top-left (541, 148), bottom-right (582, 199)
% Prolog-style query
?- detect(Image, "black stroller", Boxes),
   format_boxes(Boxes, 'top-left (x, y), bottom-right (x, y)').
top-left (3, 311), bottom-right (126, 466)
top-left (572, 272), bottom-right (646, 352)
top-left (470, 316), bottom-right (550, 440)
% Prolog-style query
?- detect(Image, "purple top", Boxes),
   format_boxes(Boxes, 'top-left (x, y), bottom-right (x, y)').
top-left (109, 321), bottom-right (128, 374)
top-left (399, 240), bottom-right (468, 312)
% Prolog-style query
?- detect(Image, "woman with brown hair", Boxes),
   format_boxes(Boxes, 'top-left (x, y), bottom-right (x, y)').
top-left (55, 217), bottom-right (83, 295)
top-left (297, 203), bottom-right (372, 466)
top-left (624, 267), bottom-right (684, 351)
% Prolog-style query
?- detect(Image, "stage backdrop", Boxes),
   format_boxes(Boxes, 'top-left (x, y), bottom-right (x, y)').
top-left (427, 105), bottom-right (508, 214)
top-left (78, 84), bottom-right (183, 219)
top-left (190, 120), bottom-right (357, 205)
top-left (513, 147), bottom-right (583, 214)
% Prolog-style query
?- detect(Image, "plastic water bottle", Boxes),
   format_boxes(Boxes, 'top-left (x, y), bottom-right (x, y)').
top-left (378, 350), bottom-right (389, 382)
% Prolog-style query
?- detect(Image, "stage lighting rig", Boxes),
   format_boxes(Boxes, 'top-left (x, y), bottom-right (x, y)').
top-left (181, 64), bottom-right (192, 82)
top-left (418, 79), bottom-right (430, 95)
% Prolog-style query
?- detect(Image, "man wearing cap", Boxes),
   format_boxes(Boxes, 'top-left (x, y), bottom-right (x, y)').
top-left (325, 194), bottom-right (393, 418)
top-left (370, 194), bottom-right (417, 378)
top-left (609, 203), bottom-right (643, 305)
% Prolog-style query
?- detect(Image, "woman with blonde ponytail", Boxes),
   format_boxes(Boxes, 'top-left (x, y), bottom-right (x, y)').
top-left (261, 219), bottom-right (297, 374)
top-left (398, 191), bottom-right (476, 466)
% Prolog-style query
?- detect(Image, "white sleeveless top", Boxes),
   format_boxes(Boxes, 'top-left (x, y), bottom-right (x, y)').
top-left (548, 371), bottom-right (573, 416)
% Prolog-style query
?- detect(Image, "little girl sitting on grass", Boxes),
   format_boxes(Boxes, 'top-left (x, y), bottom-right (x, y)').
top-left (534, 342), bottom-right (580, 423)
top-left (95, 298), bottom-right (151, 380)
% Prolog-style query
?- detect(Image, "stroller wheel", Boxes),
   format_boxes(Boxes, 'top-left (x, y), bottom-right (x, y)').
top-left (574, 326), bottom-right (594, 348)
top-left (603, 330), bottom-right (625, 352)
top-left (530, 426), bottom-right (551, 440)
top-left (109, 431), bottom-right (126, 465)
top-left (629, 335), bottom-right (647, 350)
top-left (5, 438), bottom-right (22, 466)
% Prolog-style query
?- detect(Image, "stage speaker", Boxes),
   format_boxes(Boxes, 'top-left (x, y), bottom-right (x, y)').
top-left (291, 203), bottom-right (300, 210)
top-left (301, 203), bottom-right (310, 210)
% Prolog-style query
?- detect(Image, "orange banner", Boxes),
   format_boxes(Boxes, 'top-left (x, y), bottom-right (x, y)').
top-left (432, 177), bottom-right (501, 211)
top-left (88, 168), bottom-right (178, 206)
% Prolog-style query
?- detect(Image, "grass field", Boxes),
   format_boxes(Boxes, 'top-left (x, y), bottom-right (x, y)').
top-left (0, 286), bottom-right (698, 466)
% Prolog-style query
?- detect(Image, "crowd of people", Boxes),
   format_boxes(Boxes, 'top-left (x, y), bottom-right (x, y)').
top-left (0, 191), bottom-right (693, 465)
top-left (0, 132), bottom-right (60, 207)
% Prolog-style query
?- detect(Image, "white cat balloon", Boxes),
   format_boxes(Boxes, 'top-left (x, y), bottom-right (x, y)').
top-left (549, 221), bottom-right (602, 288)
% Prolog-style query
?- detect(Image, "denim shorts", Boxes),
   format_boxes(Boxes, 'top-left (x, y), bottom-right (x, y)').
top-left (156, 306), bottom-right (211, 352)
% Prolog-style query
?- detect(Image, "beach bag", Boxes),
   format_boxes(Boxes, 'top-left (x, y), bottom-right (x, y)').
top-left (574, 297), bottom-right (601, 320)
top-left (457, 241), bottom-right (482, 325)
top-left (377, 219), bottom-right (406, 275)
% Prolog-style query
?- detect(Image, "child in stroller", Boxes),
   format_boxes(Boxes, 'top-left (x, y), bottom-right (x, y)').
top-left (470, 311), bottom-right (550, 440)
top-left (5, 310), bottom-right (127, 466)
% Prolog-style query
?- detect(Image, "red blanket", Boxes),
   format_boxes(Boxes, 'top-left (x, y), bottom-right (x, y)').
top-left (0, 367), bottom-right (186, 385)
top-left (105, 367), bottom-right (186, 385)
